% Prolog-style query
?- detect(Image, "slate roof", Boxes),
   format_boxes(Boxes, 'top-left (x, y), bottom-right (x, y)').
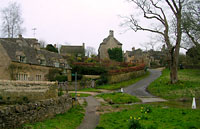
top-left (0, 38), bottom-right (71, 69)
top-left (100, 35), bottom-right (122, 46)
top-left (60, 45), bottom-right (84, 55)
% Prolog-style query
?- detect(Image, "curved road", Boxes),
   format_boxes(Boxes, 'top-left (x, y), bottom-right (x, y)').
top-left (124, 69), bottom-right (166, 102)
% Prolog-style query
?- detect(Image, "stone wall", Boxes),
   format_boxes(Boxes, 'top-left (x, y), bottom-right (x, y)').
top-left (108, 70), bottom-right (145, 84)
top-left (0, 80), bottom-right (58, 104)
top-left (0, 95), bottom-right (72, 129)
top-left (58, 80), bottom-right (96, 91)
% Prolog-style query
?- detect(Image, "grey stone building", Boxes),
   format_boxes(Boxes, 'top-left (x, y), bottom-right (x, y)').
top-left (60, 43), bottom-right (85, 57)
top-left (0, 35), bottom-right (71, 81)
top-left (98, 30), bottom-right (122, 60)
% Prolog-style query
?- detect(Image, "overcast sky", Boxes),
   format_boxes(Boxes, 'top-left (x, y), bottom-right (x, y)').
top-left (0, 0), bottom-right (157, 53)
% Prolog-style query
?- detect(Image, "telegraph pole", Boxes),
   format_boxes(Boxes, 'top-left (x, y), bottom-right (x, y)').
top-left (32, 28), bottom-right (37, 37)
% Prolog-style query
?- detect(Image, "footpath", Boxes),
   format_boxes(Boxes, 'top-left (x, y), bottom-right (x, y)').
top-left (74, 69), bottom-right (166, 129)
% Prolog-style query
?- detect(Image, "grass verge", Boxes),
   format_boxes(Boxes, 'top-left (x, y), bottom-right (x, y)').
top-left (96, 104), bottom-right (200, 129)
top-left (70, 93), bottom-right (91, 97)
top-left (78, 88), bottom-right (101, 92)
top-left (96, 92), bottom-right (141, 104)
top-left (148, 69), bottom-right (200, 100)
top-left (22, 105), bottom-right (84, 129)
top-left (96, 71), bottom-right (150, 90)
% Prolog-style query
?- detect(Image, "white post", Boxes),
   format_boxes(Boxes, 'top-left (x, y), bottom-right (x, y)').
top-left (121, 88), bottom-right (124, 93)
top-left (192, 97), bottom-right (196, 109)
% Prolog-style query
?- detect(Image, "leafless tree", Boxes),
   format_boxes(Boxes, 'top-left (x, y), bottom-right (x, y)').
top-left (122, 0), bottom-right (186, 84)
top-left (39, 40), bottom-right (46, 48)
top-left (85, 46), bottom-right (97, 57)
top-left (182, 0), bottom-right (200, 48)
top-left (1, 2), bottom-right (25, 38)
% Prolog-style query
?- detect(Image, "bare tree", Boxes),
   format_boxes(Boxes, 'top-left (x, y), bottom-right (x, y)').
top-left (122, 0), bottom-right (185, 84)
top-left (39, 40), bottom-right (46, 48)
top-left (1, 2), bottom-right (24, 38)
top-left (85, 46), bottom-right (97, 57)
top-left (182, 0), bottom-right (200, 48)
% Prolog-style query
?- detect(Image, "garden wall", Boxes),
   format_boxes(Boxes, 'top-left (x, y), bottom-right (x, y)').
top-left (0, 94), bottom-right (72, 129)
top-left (59, 80), bottom-right (96, 91)
top-left (108, 70), bottom-right (145, 84)
top-left (0, 80), bottom-right (58, 104)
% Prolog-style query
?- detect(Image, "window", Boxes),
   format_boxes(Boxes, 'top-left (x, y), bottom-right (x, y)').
top-left (16, 73), bottom-right (28, 81)
top-left (36, 75), bottom-right (42, 81)
top-left (54, 62), bottom-right (59, 68)
top-left (19, 56), bottom-right (26, 63)
top-left (40, 59), bottom-right (46, 65)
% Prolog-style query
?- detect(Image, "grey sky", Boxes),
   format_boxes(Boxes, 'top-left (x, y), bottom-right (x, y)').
top-left (0, 0), bottom-right (153, 52)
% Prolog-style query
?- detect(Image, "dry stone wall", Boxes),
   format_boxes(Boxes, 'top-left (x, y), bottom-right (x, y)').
top-left (0, 94), bottom-right (72, 129)
top-left (0, 80), bottom-right (58, 104)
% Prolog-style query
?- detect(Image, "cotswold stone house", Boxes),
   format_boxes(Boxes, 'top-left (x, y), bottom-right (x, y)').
top-left (98, 30), bottom-right (122, 60)
top-left (60, 43), bottom-right (85, 57)
top-left (0, 35), bottom-right (71, 81)
top-left (124, 47), bottom-right (150, 66)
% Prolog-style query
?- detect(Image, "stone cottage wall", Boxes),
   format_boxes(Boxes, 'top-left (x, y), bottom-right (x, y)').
top-left (0, 94), bottom-right (72, 129)
top-left (0, 80), bottom-right (58, 104)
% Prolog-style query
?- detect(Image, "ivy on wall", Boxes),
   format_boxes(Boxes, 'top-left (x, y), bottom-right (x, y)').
top-left (107, 47), bottom-right (123, 62)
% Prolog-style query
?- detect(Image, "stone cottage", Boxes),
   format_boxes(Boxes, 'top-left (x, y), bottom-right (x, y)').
top-left (60, 43), bottom-right (85, 57)
top-left (0, 35), bottom-right (71, 81)
top-left (124, 47), bottom-right (150, 66)
top-left (98, 30), bottom-right (122, 60)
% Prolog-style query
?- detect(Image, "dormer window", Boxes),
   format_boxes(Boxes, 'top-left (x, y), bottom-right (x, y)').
top-left (39, 59), bottom-right (46, 65)
top-left (19, 56), bottom-right (26, 63)
top-left (54, 62), bottom-right (59, 68)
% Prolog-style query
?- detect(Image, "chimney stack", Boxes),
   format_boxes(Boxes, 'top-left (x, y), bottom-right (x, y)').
top-left (109, 30), bottom-right (114, 37)
top-left (18, 34), bottom-right (23, 39)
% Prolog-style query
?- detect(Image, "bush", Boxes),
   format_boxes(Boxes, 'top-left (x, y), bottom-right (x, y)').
top-left (109, 64), bottom-right (145, 75)
top-left (72, 65), bottom-right (107, 75)
top-left (58, 89), bottom-right (64, 96)
top-left (55, 75), bottom-right (68, 82)
top-left (96, 74), bottom-right (108, 86)
top-left (128, 119), bottom-right (143, 129)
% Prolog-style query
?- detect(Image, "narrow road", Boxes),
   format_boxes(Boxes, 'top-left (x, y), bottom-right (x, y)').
top-left (124, 69), bottom-right (166, 103)
top-left (77, 96), bottom-right (100, 129)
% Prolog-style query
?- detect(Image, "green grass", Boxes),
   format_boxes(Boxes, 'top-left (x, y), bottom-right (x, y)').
top-left (96, 104), bottom-right (200, 129)
top-left (70, 93), bottom-right (91, 97)
top-left (96, 92), bottom-right (141, 104)
top-left (22, 106), bottom-right (84, 129)
top-left (96, 71), bottom-right (150, 90)
top-left (148, 69), bottom-right (200, 100)
top-left (78, 88), bottom-right (101, 92)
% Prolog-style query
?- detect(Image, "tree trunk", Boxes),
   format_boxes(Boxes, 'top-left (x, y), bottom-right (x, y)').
top-left (170, 59), bottom-right (178, 84)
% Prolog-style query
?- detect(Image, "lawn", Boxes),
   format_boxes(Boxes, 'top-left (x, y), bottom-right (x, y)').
top-left (96, 104), bottom-right (200, 129)
top-left (148, 69), bottom-right (200, 100)
top-left (96, 71), bottom-right (150, 90)
top-left (70, 93), bottom-right (91, 97)
top-left (96, 92), bottom-right (141, 104)
top-left (22, 106), bottom-right (84, 129)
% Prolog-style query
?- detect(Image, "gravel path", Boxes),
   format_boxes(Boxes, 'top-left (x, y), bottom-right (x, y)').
top-left (77, 96), bottom-right (100, 129)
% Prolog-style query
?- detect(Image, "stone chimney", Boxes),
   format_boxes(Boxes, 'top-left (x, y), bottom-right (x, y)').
top-left (132, 47), bottom-right (135, 51)
top-left (82, 43), bottom-right (85, 49)
top-left (109, 30), bottom-right (114, 37)
top-left (33, 40), bottom-right (40, 50)
top-left (18, 34), bottom-right (23, 39)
